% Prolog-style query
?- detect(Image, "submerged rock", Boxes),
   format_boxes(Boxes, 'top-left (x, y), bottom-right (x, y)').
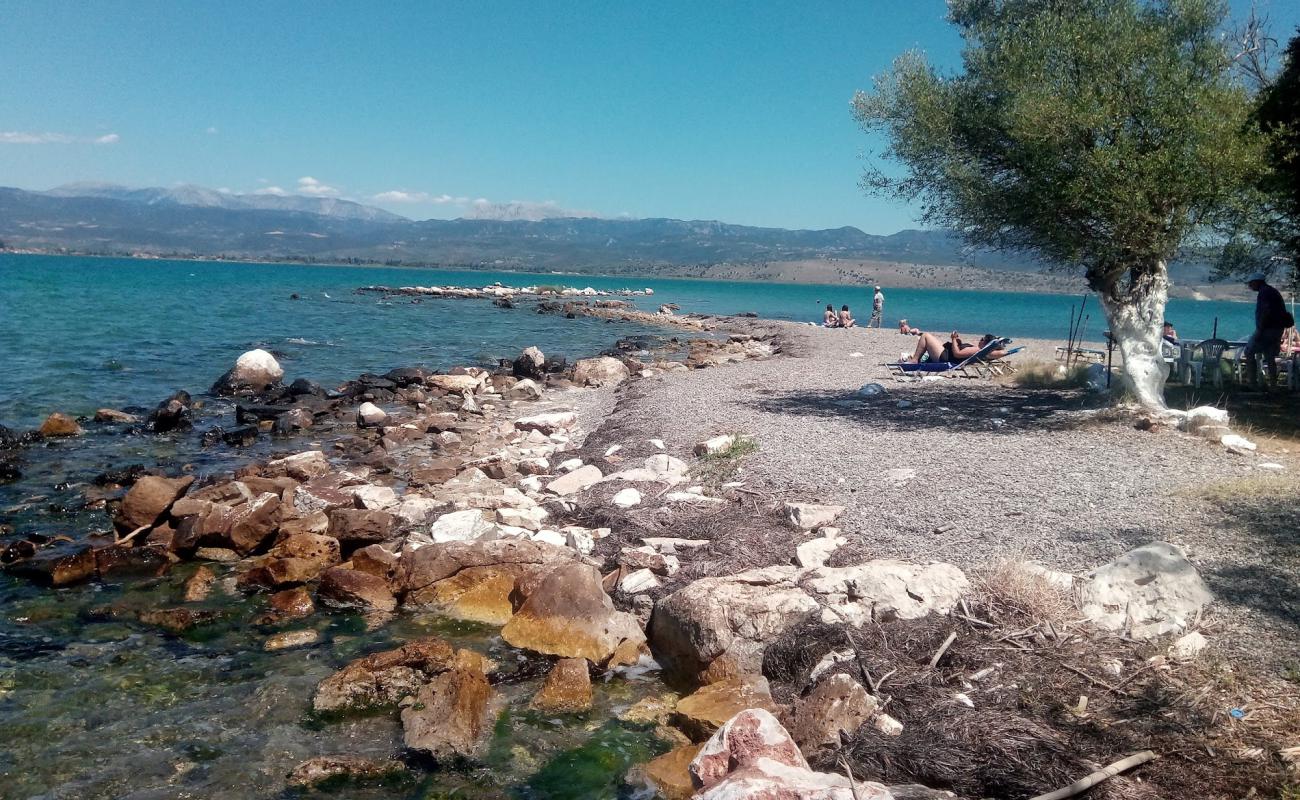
top-left (529, 657), bottom-right (593, 713)
top-left (147, 391), bottom-right (193, 433)
top-left (313, 638), bottom-right (461, 713)
top-left (317, 566), bottom-right (397, 612)
top-left (400, 666), bottom-right (495, 760)
top-left (288, 755), bottom-right (407, 788)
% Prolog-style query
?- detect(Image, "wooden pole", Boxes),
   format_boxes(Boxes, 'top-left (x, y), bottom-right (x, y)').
top-left (1029, 750), bottom-right (1157, 800)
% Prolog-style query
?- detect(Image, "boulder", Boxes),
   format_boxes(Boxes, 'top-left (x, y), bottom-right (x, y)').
top-left (501, 562), bottom-right (646, 663)
top-left (317, 567), bottom-right (397, 611)
top-left (509, 378), bottom-right (543, 400)
top-left (781, 502), bottom-right (845, 531)
top-left (636, 744), bottom-right (703, 800)
top-left (394, 496), bottom-right (441, 526)
top-left (38, 412), bottom-right (82, 437)
top-left (349, 484), bottom-right (399, 511)
top-left (183, 565), bottom-right (217, 602)
top-left (357, 402), bottom-right (387, 427)
top-left (351, 544), bottom-right (401, 582)
top-left (239, 532), bottom-right (341, 589)
top-left (328, 508), bottom-right (395, 546)
top-left (795, 530), bottom-right (845, 569)
top-left (529, 657), bottom-right (593, 713)
top-left (572, 356), bottom-right (630, 387)
top-left (93, 544), bottom-right (172, 579)
top-left (401, 666), bottom-right (495, 760)
top-left (673, 677), bottom-right (778, 741)
top-left (189, 491), bottom-right (282, 554)
top-left (427, 509), bottom-right (498, 544)
top-left (263, 451), bottom-right (331, 481)
top-left (801, 560), bottom-right (969, 625)
top-left (1079, 541), bottom-right (1213, 639)
top-left (785, 673), bottom-right (877, 751)
top-left (258, 586), bottom-right (316, 623)
top-left (400, 538), bottom-right (578, 624)
top-left (138, 607), bottom-right (221, 633)
top-left (312, 638), bottom-right (460, 712)
top-left (94, 408), bottom-right (138, 424)
top-left (148, 391), bottom-right (192, 433)
top-left (514, 346), bottom-right (546, 379)
top-left (428, 373), bottom-right (483, 394)
top-left (212, 349), bottom-right (284, 395)
top-left (690, 709), bottom-right (952, 799)
top-left (546, 465), bottom-right (603, 496)
top-left (288, 755), bottom-right (406, 788)
top-left (514, 411), bottom-right (577, 434)
top-left (114, 475), bottom-right (194, 534)
top-left (613, 488), bottom-right (643, 508)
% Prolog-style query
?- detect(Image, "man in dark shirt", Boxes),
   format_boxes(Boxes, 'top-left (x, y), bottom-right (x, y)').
top-left (1244, 272), bottom-right (1289, 387)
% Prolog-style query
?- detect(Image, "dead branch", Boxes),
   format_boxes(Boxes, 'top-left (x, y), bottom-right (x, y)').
top-left (1028, 750), bottom-right (1156, 800)
top-left (929, 630), bottom-right (958, 669)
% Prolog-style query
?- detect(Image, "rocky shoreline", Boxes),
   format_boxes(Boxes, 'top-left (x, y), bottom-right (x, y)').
top-left (1, 301), bottom-right (1295, 799)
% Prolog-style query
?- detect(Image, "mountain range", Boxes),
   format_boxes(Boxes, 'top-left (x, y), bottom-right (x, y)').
top-left (0, 183), bottom-right (1213, 282)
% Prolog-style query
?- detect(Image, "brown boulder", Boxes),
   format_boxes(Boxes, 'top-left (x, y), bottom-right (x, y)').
top-left (288, 755), bottom-right (406, 788)
top-left (115, 475), bottom-right (194, 534)
top-left (313, 638), bottom-right (460, 712)
top-left (138, 606), bottom-right (221, 633)
top-left (94, 544), bottom-right (172, 579)
top-left (183, 565), bottom-right (217, 602)
top-left (636, 744), bottom-right (703, 800)
top-left (399, 538), bottom-right (577, 611)
top-left (193, 492), bottom-right (282, 554)
top-left (277, 510), bottom-right (330, 538)
top-left (529, 658), bottom-right (593, 713)
top-left (500, 562), bottom-right (646, 663)
top-left (10, 546), bottom-right (98, 586)
top-left (239, 532), bottom-right (341, 590)
top-left (673, 677), bottom-right (779, 741)
top-left (785, 673), bottom-right (877, 752)
top-left (400, 667), bottom-right (495, 760)
top-left (351, 544), bottom-right (401, 582)
top-left (317, 567), bottom-right (397, 611)
top-left (39, 412), bottom-right (82, 437)
top-left (327, 508), bottom-right (394, 546)
top-left (255, 586), bottom-right (315, 623)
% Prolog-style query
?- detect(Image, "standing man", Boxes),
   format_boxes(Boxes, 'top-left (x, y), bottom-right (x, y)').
top-left (868, 285), bottom-right (884, 328)
top-left (1243, 272), bottom-right (1292, 387)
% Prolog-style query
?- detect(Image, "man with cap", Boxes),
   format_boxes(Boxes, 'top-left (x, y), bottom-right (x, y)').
top-left (868, 285), bottom-right (884, 328)
top-left (1243, 272), bottom-right (1291, 388)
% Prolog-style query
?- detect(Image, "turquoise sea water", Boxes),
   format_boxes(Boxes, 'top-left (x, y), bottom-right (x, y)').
top-left (0, 253), bottom-right (1256, 429)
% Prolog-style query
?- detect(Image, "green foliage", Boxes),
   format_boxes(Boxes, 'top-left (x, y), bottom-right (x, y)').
top-left (853, 0), bottom-right (1268, 303)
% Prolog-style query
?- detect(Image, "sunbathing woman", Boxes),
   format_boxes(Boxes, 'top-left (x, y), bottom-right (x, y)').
top-left (899, 319), bottom-right (921, 335)
top-left (906, 331), bottom-right (1003, 364)
top-left (823, 304), bottom-right (839, 327)
top-left (838, 305), bottom-right (856, 328)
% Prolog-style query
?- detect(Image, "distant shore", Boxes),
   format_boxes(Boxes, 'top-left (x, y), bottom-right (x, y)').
top-left (0, 247), bottom-right (1252, 302)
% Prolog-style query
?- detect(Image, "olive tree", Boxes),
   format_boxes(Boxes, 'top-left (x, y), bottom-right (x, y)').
top-left (853, 0), bottom-right (1266, 409)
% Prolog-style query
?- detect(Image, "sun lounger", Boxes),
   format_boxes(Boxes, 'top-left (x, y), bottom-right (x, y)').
top-left (886, 337), bottom-right (1015, 380)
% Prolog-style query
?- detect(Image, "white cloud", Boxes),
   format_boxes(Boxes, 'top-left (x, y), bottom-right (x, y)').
top-left (296, 176), bottom-right (340, 197)
top-left (1, 131), bottom-right (75, 144)
top-left (205, 126), bottom-right (219, 135)
top-left (253, 185), bottom-right (289, 196)
top-left (465, 198), bottom-right (602, 221)
top-left (1, 130), bottom-right (119, 145)
top-left (371, 190), bottom-right (460, 205)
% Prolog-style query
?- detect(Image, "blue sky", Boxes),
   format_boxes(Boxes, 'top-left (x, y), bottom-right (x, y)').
top-left (2, 1), bottom-right (1296, 233)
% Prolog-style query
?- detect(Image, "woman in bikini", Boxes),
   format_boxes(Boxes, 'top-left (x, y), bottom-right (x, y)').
top-left (906, 331), bottom-right (1003, 364)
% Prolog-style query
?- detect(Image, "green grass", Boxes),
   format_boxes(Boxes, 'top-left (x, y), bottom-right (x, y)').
top-left (694, 433), bottom-right (759, 488)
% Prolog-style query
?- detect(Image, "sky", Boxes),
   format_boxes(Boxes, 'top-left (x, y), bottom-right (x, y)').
top-left (2, 0), bottom-right (1297, 234)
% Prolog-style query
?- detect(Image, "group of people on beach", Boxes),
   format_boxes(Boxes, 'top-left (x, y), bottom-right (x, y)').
top-left (822, 286), bottom-right (885, 329)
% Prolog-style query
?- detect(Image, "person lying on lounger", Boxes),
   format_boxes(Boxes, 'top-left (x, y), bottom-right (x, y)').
top-left (906, 331), bottom-right (1005, 364)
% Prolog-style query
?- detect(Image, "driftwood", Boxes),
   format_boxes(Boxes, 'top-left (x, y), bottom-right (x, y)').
top-left (928, 630), bottom-right (957, 669)
top-left (1029, 750), bottom-right (1156, 800)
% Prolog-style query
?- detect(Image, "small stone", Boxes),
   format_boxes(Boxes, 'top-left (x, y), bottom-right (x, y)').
top-left (558, 458), bottom-right (584, 473)
top-left (529, 657), bottom-right (593, 713)
top-left (515, 411), bottom-right (577, 435)
top-left (194, 547), bottom-right (241, 562)
top-left (872, 712), bottom-right (904, 736)
top-left (545, 465), bottom-right (602, 496)
top-left (183, 566), bottom-right (217, 602)
top-left (650, 439), bottom-right (665, 450)
top-left (612, 488), bottom-right (642, 508)
top-left (265, 629), bottom-right (320, 651)
top-left (357, 402), bottom-right (387, 427)
top-left (288, 755), bottom-right (406, 788)
top-left (693, 434), bottom-right (735, 456)
top-left (94, 408), bottom-right (138, 423)
top-left (781, 501), bottom-right (845, 531)
top-left (1169, 630), bottom-right (1209, 661)
top-left (620, 568), bottom-right (662, 593)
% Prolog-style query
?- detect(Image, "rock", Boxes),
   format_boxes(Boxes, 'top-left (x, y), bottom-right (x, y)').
top-left (212, 349), bottom-right (284, 395)
top-left (517, 457), bottom-right (551, 476)
top-left (510, 378), bottom-right (543, 400)
top-left (694, 434), bottom-right (736, 457)
top-left (514, 346), bottom-right (546, 379)
top-left (802, 560), bottom-right (969, 625)
top-left (690, 708), bottom-right (806, 790)
top-left (1182, 405), bottom-right (1229, 432)
top-left (38, 412), bottom-right (82, 437)
top-left (194, 546), bottom-right (240, 562)
top-left (328, 508), bottom-right (395, 546)
top-left (514, 411), bottom-right (577, 435)
top-left (645, 454), bottom-right (690, 480)
top-left (558, 458), bottom-right (584, 472)
top-left (265, 629), bottom-right (321, 651)
top-left (9, 546), bottom-right (98, 586)
top-left (263, 451), bottom-right (331, 481)
top-left (183, 566), bottom-right (217, 602)
top-left (497, 506), bottom-right (549, 531)
top-left (621, 568), bottom-right (663, 593)
top-left (278, 510), bottom-right (330, 538)
top-left (401, 666), bottom-right (494, 760)
top-left (186, 490), bottom-right (283, 555)
top-left (545, 465), bottom-right (603, 496)
top-left (312, 638), bottom-right (461, 712)
top-left (673, 677), bottom-right (778, 740)
top-left (1170, 630), bottom-right (1209, 660)
top-left (259, 586), bottom-right (316, 623)
top-left (239, 532), bottom-right (342, 589)
top-left (612, 488), bottom-right (643, 508)
top-left (428, 373), bottom-right (483, 394)
top-left (400, 538), bottom-right (578, 623)
top-left (785, 673), bottom-right (877, 751)
top-left (873, 713), bottom-right (904, 736)
top-left (529, 657), bottom-right (592, 712)
top-left (93, 544), bottom-right (172, 579)
top-left (572, 356), bottom-right (630, 387)
top-left (794, 531), bottom-right (845, 569)
top-left (1221, 433), bottom-right (1257, 454)
top-left (138, 607), bottom-right (220, 633)
top-left (531, 529), bottom-right (566, 547)
top-left (566, 527), bottom-right (596, 555)
top-left (356, 402), bottom-right (388, 427)
top-left (620, 546), bottom-right (678, 575)
top-left (94, 408), bottom-right (138, 423)
top-left (428, 509), bottom-right (498, 544)
top-left (318, 567), bottom-right (397, 611)
top-left (350, 484), bottom-right (399, 511)
top-left (114, 475), bottom-right (194, 534)
top-left (650, 572), bottom-right (820, 683)
top-left (781, 501), bottom-right (845, 531)
top-left (501, 562), bottom-right (647, 663)
top-left (635, 744), bottom-right (703, 800)
top-left (288, 755), bottom-right (406, 788)
top-left (148, 391), bottom-right (192, 433)
top-left (1079, 542), bottom-right (1213, 639)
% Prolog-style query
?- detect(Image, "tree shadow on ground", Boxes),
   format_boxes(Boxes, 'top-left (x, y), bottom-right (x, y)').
top-left (747, 382), bottom-right (1105, 434)
top-left (1204, 563), bottom-right (1300, 637)
top-left (1197, 487), bottom-right (1300, 636)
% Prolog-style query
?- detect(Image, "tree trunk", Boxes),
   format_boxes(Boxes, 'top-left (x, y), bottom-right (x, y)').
top-left (1096, 262), bottom-right (1169, 411)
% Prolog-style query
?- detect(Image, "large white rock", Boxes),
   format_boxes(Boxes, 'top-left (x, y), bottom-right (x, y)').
top-left (573, 356), bottom-right (630, 387)
top-left (546, 465), bottom-right (602, 496)
top-left (348, 484), bottom-right (399, 510)
top-left (497, 505), bottom-right (549, 531)
top-left (1079, 542), bottom-right (1213, 639)
top-left (393, 496), bottom-right (442, 526)
top-left (1182, 405), bottom-right (1230, 433)
top-left (357, 402), bottom-right (387, 427)
top-left (803, 560), bottom-right (969, 626)
top-left (795, 530), bottom-right (845, 568)
top-left (427, 374), bottom-right (483, 394)
top-left (612, 488), bottom-right (643, 508)
top-left (233, 349), bottom-right (283, 386)
top-left (644, 454), bottom-right (689, 480)
top-left (781, 501), bottom-right (845, 531)
top-left (427, 509), bottom-right (498, 544)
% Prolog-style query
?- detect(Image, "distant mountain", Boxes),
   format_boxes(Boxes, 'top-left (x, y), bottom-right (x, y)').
top-left (42, 182), bottom-right (406, 223)
top-left (0, 183), bottom-right (1213, 281)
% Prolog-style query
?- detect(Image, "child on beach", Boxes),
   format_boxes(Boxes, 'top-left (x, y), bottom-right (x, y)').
top-left (838, 305), bottom-right (856, 328)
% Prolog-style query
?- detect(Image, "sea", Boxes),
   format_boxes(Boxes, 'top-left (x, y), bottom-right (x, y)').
top-left (0, 253), bottom-right (1260, 799)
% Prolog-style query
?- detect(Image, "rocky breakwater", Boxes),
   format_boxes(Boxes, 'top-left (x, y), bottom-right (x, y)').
top-left (358, 282), bottom-right (654, 300)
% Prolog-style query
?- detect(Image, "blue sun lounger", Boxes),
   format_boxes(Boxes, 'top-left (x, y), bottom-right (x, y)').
top-left (886, 337), bottom-right (1016, 380)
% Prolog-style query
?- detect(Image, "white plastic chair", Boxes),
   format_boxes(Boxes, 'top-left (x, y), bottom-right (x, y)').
top-left (1182, 339), bottom-right (1228, 389)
